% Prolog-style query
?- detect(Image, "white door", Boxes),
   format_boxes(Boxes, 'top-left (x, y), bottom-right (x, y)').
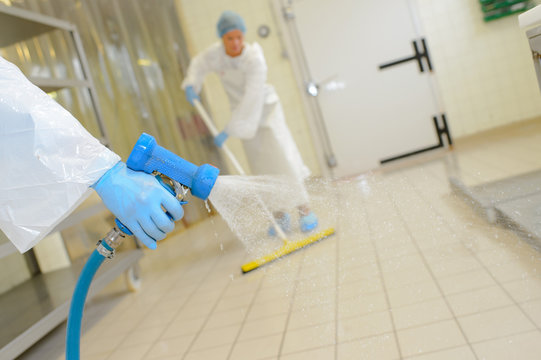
top-left (287, 0), bottom-right (443, 178)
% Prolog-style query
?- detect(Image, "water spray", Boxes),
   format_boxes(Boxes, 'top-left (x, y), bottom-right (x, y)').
top-left (193, 99), bottom-right (335, 273)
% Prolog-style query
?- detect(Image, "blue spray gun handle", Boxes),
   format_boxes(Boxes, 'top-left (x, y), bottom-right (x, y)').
top-left (115, 133), bottom-right (220, 237)
top-left (127, 133), bottom-right (219, 200)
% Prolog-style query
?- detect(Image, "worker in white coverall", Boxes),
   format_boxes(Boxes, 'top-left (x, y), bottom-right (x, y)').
top-left (0, 56), bottom-right (183, 253)
top-left (182, 10), bottom-right (318, 234)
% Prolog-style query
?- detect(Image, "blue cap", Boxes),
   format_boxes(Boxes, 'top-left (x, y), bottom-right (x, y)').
top-left (217, 10), bottom-right (246, 38)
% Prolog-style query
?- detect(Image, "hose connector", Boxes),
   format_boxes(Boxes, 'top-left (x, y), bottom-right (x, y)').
top-left (96, 222), bottom-right (130, 259)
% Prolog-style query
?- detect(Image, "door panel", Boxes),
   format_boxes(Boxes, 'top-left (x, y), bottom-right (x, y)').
top-left (292, 0), bottom-right (441, 177)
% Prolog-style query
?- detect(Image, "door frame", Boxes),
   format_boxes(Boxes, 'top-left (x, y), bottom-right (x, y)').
top-left (271, 0), bottom-right (336, 178)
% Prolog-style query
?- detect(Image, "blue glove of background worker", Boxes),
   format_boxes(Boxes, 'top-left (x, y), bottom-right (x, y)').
top-left (92, 162), bottom-right (184, 250)
top-left (185, 85), bottom-right (200, 106)
top-left (214, 131), bottom-right (229, 148)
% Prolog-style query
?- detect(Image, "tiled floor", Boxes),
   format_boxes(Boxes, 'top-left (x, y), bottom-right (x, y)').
top-left (18, 119), bottom-right (541, 359)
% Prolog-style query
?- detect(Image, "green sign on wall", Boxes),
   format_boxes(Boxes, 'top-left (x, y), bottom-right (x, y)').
top-left (480, 0), bottom-right (533, 21)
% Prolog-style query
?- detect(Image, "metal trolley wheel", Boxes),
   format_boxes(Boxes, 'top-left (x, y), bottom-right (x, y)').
top-left (125, 263), bottom-right (142, 292)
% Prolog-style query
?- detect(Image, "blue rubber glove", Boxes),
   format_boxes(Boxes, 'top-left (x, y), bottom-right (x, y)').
top-left (92, 162), bottom-right (184, 250)
top-left (185, 85), bottom-right (200, 106)
top-left (214, 131), bottom-right (229, 148)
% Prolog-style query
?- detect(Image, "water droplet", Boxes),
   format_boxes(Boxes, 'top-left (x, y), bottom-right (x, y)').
top-left (204, 200), bottom-right (212, 213)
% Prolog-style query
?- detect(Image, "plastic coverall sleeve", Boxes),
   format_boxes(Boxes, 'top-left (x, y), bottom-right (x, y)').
top-left (181, 45), bottom-right (219, 94)
top-left (224, 52), bottom-right (267, 140)
top-left (0, 56), bottom-right (120, 253)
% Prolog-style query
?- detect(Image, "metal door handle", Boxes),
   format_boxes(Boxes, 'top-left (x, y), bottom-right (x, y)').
top-left (378, 38), bottom-right (433, 73)
top-left (305, 74), bottom-right (341, 97)
top-left (306, 81), bottom-right (319, 97)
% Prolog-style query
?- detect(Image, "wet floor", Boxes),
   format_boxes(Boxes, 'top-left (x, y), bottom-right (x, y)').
top-left (19, 119), bottom-right (541, 360)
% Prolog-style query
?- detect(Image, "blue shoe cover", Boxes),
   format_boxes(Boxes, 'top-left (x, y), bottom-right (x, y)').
top-left (300, 212), bottom-right (318, 232)
top-left (268, 213), bottom-right (291, 236)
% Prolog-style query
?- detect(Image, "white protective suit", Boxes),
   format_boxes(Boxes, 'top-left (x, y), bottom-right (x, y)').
top-left (182, 42), bottom-right (310, 205)
top-left (0, 56), bottom-right (120, 253)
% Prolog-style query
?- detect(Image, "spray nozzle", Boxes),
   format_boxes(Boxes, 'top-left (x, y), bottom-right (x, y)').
top-left (126, 133), bottom-right (219, 200)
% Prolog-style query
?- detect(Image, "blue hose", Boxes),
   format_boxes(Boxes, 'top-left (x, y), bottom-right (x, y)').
top-left (66, 247), bottom-right (107, 360)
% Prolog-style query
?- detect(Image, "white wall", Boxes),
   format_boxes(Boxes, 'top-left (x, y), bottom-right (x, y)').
top-left (175, 0), bottom-right (321, 175)
top-left (415, 0), bottom-right (541, 137)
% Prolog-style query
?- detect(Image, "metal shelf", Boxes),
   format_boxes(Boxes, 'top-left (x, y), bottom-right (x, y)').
top-left (0, 5), bottom-right (137, 358)
top-left (0, 3), bottom-right (109, 143)
top-left (28, 77), bottom-right (91, 93)
top-left (0, 4), bottom-right (74, 48)
top-left (450, 170), bottom-right (541, 247)
top-left (0, 249), bottom-right (143, 360)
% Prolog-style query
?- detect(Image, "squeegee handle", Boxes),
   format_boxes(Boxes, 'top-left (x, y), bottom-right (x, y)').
top-left (193, 99), bottom-right (246, 176)
top-left (220, 144), bottom-right (246, 176)
top-left (193, 100), bottom-right (219, 137)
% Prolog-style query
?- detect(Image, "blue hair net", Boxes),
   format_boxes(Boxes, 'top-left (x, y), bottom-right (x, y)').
top-left (217, 10), bottom-right (246, 37)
